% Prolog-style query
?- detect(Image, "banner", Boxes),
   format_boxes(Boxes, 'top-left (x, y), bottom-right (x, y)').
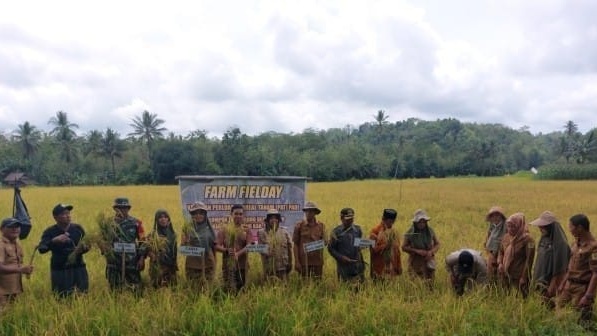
top-left (177, 176), bottom-right (307, 238)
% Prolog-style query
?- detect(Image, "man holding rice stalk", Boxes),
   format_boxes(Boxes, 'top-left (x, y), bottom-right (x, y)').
top-left (37, 203), bottom-right (90, 297)
top-left (181, 202), bottom-right (216, 289)
top-left (216, 204), bottom-right (249, 293)
top-left (293, 201), bottom-right (326, 279)
top-left (258, 209), bottom-right (292, 280)
top-left (328, 208), bottom-right (365, 283)
top-left (101, 197), bottom-right (147, 293)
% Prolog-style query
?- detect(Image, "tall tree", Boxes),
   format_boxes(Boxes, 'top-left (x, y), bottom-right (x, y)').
top-left (48, 111), bottom-right (79, 164)
top-left (100, 128), bottom-right (125, 180)
top-left (561, 120), bottom-right (580, 163)
top-left (12, 121), bottom-right (42, 161)
top-left (128, 110), bottom-right (167, 164)
top-left (373, 109), bottom-right (389, 132)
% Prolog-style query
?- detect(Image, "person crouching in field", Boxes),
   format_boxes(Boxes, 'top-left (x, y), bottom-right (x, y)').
top-left (530, 211), bottom-right (570, 308)
top-left (102, 197), bottom-right (147, 293)
top-left (328, 208), bottom-right (365, 283)
top-left (258, 209), bottom-right (292, 280)
top-left (445, 249), bottom-right (487, 296)
top-left (147, 209), bottom-right (178, 288)
top-left (402, 209), bottom-right (440, 287)
top-left (369, 209), bottom-right (402, 280)
top-left (293, 202), bottom-right (326, 279)
top-left (497, 213), bottom-right (535, 298)
top-left (181, 202), bottom-right (216, 289)
top-left (0, 218), bottom-right (33, 311)
top-left (557, 214), bottom-right (597, 330)
top-left (216, 204), bottom-right (249, 293)
top-left (484, 206), bottom-right (507, 283)
top-left (38, 204), bottom-right (90, 297)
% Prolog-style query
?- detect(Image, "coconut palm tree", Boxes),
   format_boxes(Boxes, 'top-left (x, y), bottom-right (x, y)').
top-left (48, 111), bottom-right (79, 163)
top-left (13, 121), bottom-right (42, 161)
top-left (100, 128), bottom-right (126, 180)
top-left (128, 110), bottom-right (167, 164)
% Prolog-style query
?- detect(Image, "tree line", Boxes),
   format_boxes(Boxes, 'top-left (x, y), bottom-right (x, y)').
top-left (1, 110), bottom-right (596, 185)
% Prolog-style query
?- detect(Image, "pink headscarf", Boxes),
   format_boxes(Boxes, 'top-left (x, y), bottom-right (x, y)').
top-left (503, 213), bottom-right (529, 272)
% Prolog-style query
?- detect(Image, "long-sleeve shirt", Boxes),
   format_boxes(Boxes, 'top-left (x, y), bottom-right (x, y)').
top-left (38, 223), bottom-right (88, 270)
top-left (445, 249), bottom-right (487, 283)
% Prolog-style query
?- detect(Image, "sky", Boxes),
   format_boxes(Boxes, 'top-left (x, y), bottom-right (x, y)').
top-left (1, 0), bottom-right (596, 138)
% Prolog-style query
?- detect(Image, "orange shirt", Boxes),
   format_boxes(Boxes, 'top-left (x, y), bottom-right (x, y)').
top-left (369, 223), bottom-right (402, 277)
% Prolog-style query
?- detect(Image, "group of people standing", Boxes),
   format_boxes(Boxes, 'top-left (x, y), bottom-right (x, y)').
top-left (1, 199), bottom-right (596, 328)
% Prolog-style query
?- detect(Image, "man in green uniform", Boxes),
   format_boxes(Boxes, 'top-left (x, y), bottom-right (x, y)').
top-left (328, 208), bottom-right (365, 282)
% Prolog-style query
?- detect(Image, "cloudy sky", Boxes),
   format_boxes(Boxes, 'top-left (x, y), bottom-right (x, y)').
top-left (1, 0), bottom-right (596, 138)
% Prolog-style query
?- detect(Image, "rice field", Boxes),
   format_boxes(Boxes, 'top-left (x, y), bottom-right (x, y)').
top-left (1, 176), bottom-right (596, 335)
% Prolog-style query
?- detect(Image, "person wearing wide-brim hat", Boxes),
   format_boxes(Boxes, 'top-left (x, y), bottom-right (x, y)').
top-left (181, 201), bottom-right (216, 288)
top-left (530, 211), bottom-right (570, 308)
top-left (258, 209), bottom-right (292, 280)
top-left (0, 218), bottom-right (34, 311)
top-left (402, 209), bottom-right (440, 287)
top-left (484, 206), bottom-right (507, 282)
top-left (293, 201), bottom-right (326, 278)
top-left (104, 197), bottom-right (147, 293)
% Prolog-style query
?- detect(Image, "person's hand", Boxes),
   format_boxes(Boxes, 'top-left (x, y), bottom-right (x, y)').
top-left (340, 255), bottom-right (356, 263)
top-left (52, 233), bottom-right (71, 244)
top-left (578, 295), bottom-right (593, 308)
top-left (557, 283), bottom-right (566, 295)
top-left (498, 264), bottom-right (505, 275)
top-left (20, 265), bottom-right (34, 275)
top-left (137, 258), bottom-right (145, 271)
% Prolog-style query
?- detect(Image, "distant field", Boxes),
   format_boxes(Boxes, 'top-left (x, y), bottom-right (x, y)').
top-left (1, 177), bottom-right (596, 335)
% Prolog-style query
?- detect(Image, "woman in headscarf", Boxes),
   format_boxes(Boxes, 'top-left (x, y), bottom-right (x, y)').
top-left (497, 213), bottom-right (535, 298)
top-left (484, 206), bottom-right (507, 283)
top-left (530, 211), bottom-right (570, 308)
top-left (258, 209), bottom-right (292, 280)
top-left (181, 202), bottom-right (216, 289)
top-left (147, 209), bottom-right (178, 288)
top-left (402, 209), bottom-right (440, 286)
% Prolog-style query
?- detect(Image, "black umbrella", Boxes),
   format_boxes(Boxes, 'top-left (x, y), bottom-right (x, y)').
top-left (13, 186), bottom-right (32, 239)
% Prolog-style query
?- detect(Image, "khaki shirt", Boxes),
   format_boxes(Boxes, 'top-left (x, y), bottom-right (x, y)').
top-left (293, 219), bottom-right (326, 266)
top-left (567, 237), bottom-right (597, 283)
top-left (0, 237), bottom-right (24, 295)
top-left (499, 235), bottom-right (535, 280)
top-left (258, 228), bottom-right (291, 272)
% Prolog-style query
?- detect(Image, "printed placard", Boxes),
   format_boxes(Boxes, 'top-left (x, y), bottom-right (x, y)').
top-left (304, 240), bottom-right (325, 253)
top-left (179, 246), bottom-right (205, 257)
top-left (353, 238), bottom-right (375, 248)
top-left (113, 242), bottom-right (136, 253)
top-left (246, 244), bottom-right (269, 253)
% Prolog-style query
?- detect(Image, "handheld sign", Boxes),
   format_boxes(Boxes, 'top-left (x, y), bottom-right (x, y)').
top-left (304, 240), bottom-right (325, 253)
top-left (179, 246), bottom-right (205, 257)
top-left (245, 244), bottom-right (269, 253)
top-left (113, 242), bottom-right (136, 253)
top-left (353, 238), bottom-right (375, 248)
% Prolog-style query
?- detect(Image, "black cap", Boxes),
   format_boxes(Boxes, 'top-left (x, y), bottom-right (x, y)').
top-left (382, 209), bottom-right (397, 220)
top-left (52, 203), bottom-right (74, 216)
top-left (1, 217), bottom-right (23, 229)
top-left (458, 251), bottom-right (474, 274)
top-left (113, 197), bottom-right (131, 208)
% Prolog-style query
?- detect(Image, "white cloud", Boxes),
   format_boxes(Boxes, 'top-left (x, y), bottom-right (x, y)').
top-left (0, 0), bottom-right (596, 138)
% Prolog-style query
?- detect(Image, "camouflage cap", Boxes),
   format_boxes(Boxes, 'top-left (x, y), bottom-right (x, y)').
top-left (340, 208), bottom-right (355, 219)
top-left (113, 197), bottom-right (132, 208)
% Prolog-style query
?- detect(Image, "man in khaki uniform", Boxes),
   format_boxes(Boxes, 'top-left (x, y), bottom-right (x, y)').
top-left (216, 204), bottom-right (249, 293)
top-left (0, 218), bottom-right (34, 311)
top-left (293, 202), bottom-right (326, 278)
top-left (558, 214), bottom-right (597, 328)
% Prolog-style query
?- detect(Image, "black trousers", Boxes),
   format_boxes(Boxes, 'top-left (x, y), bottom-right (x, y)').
top-left (51, 266), bottom-right (89, 297)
